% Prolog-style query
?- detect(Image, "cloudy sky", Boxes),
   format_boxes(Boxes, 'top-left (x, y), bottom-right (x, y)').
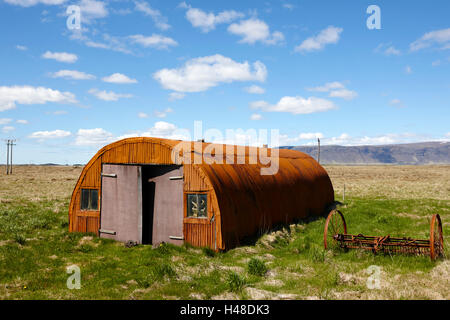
top-left (0, 0), bottom-right (449, 164)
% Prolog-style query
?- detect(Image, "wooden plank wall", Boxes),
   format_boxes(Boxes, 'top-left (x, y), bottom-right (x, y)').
top-left (184, 220), bottom-right (216, 248)
top-left (183, 164), bottom-right (221, 250)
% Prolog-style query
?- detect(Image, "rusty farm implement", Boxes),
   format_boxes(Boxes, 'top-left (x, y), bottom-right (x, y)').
top-left (323, 210), bottom-right (444, 260)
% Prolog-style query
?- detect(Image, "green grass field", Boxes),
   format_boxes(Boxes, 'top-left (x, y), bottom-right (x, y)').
top-left (0, 165), bottom-right (449, 300)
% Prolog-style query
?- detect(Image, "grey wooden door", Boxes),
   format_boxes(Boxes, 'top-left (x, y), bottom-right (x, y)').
top-left (100, 164), bottom-right (142, 243)
top-left (147, 166), bottom-right (184, 246)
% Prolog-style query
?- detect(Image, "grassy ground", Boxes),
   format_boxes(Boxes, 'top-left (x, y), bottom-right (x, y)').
top-left (0, 165), bottom-right (448, 300)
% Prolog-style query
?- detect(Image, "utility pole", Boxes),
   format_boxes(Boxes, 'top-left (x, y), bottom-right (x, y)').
top-left (317, 138), bottom-right (321, 164)
top-left (6, 140), bottom-right (9, 174)
top-left (5, 139), bottom-right (16, 175)
top-left (9, 140), bottom-right (16, 174)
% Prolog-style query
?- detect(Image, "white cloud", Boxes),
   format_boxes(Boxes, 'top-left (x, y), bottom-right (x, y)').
top-left (29, 129), bottom-right (71, 140)
top-left (138, 112), bottom-right (148, 118)
top-left (410, 28), bottom-right (450, 51)
top-left (154, 108), bottom-right (173, 118)
top-left (250, 96), bottom-right (337, 115)
top-left (116, 121), bottom-right (190, 141)
top-left (244, 85), bottom-right (265, 94)
top-left (102, 73), bottom-right (137, 84)
top-left (153, 54), bottom-right (267, 93)
top-left (78, 0), bottom-right (109, 24)
top-left (85, 34), bottom-right (132, 55)
top-left (250, 113), bottom-right (262, 120)
top-left (2, 126), bottom-right (15, 133)
top-left (322, 133), bottom-right (351, 145)
top-left (75, 128), bottom-right (114, 146)
top-left (279, 132), bottom-right (323, 145)
top-left (323, 133), bottom-right (417, 146)
top-left (134, 1), bottom-right (170, 30)
top-left (4, 0), bottom-right (66, 7)
top-left (183, 4), bottom-right (244, 33)
top-left (82, 33), bottom-right (176, 54)
top-left (384, 46), bottom-right (401, 56)
top-left (375, 43), bottom-right (401, 56)
top-left (307, 81), bottom-right (345, 92)
top-left (209, 130), bottom-right (262, 146)
top-left (329, 89), bottom-right (358, 100)
top-left (85, 41), bottom-right (109, 49)
top-left (307, 81), bottom-right (357, 100)
top-left (278, 132), bottom-right (427, 147)
top-left (298, 133), bottom-right (324, 140)
top-left (228, 18), bottom-right (284, 45)
top-left (88, 89), bottom-right (133, 101)
top-left (142, 121), bottom-right (188, 140)
top-left (0, 85), bottom-right (76, 111)
top-left (16, 45), bottom-right (28, 51)
top-left (50, 69), bottom-right (96, 80)
top-left (17, 119), bottom-right (29, 124)
top-left (42, 51), bottom-right (78, 63)
top-left (168, 92), bottom-right (185, 101)
top-left (74, 29), bottom-right (176, 55)
top-left (0, 118), bottom-right (12, 125)
top-left (129, 34), bottom-right (178, 49)
top-left (295, 26), bottom-right (343, 53)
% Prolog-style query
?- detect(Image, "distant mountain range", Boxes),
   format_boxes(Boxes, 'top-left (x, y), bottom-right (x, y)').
top-left (280, 141), bottom-right (450, 165)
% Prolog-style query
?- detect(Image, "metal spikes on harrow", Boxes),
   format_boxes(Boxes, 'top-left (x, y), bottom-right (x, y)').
top-left (323, 210), bottom-right (444, 260)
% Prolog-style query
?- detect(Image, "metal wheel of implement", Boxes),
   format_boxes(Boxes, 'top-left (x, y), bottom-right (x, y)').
top-left (430, 214), bottom-right (444, 260)
top-left (324, 209), bottom-right (347, 250)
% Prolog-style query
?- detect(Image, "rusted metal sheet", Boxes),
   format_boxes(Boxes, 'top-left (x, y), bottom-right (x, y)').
top-left (69, 137), bottom-right (335, 251)
top-left (200, 156), bottom-right (334, 249)
top-left (183, 164), bottom-right (211, 191)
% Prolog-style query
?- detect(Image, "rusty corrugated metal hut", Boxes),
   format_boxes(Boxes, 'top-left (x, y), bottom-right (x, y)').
top-left (68, 137), bottom-right (334, 250)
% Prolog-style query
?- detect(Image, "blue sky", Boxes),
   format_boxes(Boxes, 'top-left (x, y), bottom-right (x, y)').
top-left (0, 0), bottom-right (449, 164)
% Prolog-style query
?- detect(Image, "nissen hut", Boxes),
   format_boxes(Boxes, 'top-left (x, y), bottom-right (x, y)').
top-left (68, 137), bottom-right (334, 250)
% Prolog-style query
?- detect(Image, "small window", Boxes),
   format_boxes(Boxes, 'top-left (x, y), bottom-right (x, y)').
top-left (81, 189), bottom-right (99, 210)
top-left (187, 194), bottom-right (207, 218)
